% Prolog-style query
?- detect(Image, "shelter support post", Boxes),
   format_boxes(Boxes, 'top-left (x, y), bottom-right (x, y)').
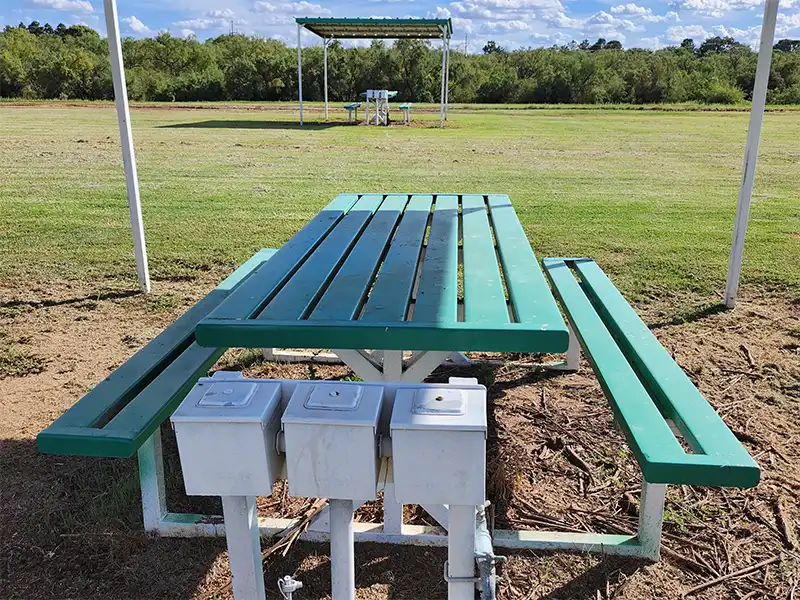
top-left (297, 23), bottom-right (304, 126)
top-left (103, 0), bottom-right (150, 293)
top-left (439, 27), bottom-right (447, 128)
top-left (724, 0), bottom-right (779, 308)
top-left (323, 38), bottom-right (329, 122)
top-left (444, 35), bottom-right (451, 121)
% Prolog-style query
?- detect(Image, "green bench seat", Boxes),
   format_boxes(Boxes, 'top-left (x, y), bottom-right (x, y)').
top-left (398, 103), bottom-right (412, 110)
top-left (36, 248), bottom-right (277, 459)
top-left (543, 258), bottom-right (760, 489)
top-left (344, 102), bottom-right (361, 109)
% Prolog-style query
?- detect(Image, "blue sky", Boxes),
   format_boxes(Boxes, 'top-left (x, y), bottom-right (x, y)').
top-left (5, 0), bottom-right (800, 50)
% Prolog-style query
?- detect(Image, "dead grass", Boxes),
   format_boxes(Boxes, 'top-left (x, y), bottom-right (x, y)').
top-left (0, 278), bottom-right (798, 599)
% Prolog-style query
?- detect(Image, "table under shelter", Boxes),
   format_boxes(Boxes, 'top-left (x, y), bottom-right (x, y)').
top-left (295, 17), bottom-right (453, 127)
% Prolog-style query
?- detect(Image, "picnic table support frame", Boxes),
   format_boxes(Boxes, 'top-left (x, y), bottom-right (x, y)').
top-left (134, 375), bottom-right (669, 562)
top-left (724, 0), bottom-right (779, 308)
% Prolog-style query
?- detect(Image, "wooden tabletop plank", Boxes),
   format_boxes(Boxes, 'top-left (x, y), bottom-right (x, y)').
top-left (258, 194), bottom-right (383, 320)
top-left (462, 194), bottom-right (508, 325)
top-left (488, 194), bottom-right (564, 326)
top-left (311, 195), bottom-right (409, 321)
top-left (206, 193), bottom-right (359, 321)
top-left (413, 195), bottom-right (459, 324)
top-left (361, 194), bottom-right (432, 322)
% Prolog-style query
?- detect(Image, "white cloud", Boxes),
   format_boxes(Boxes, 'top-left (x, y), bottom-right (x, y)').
top-left (179, 28), bottom-right (196, 38)
top-left (668, 0), bottom-right (762, 19)
top-left (637, 35), bottom-right (664, 48)
top-left (174, 9), bottom-right (248, 31)
top-left (611, 3), bottom-right (650, 17)
top-left (122, 15), bottom-right (151, 34)
top-left (28, 0), bottom-right (93, 14)
top-left (206, 9), bottom-right (234, 18)
top-left (584, 11), bottom-right (643, 33)
top-left (292, 1), bottom-right (331, 16)
top-left (666, 24), bottom-right (709, 41)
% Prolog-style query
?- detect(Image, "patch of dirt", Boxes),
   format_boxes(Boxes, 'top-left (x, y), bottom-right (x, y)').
top-left (1, 279), bottom-right (798, 599)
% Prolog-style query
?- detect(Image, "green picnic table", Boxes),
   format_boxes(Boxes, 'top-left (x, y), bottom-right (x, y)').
top-left (37, 191), bottom-right (758, 561)
top-left (194, 193), bottom-right (570, 382)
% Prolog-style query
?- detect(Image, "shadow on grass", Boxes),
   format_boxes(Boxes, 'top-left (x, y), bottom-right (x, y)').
top-left (649, 301), bottom-right (728, 329)
top-left (0, 290), bottom-right (141, 310)
top-left (0, 435), bottom-right (224, 600)
top-left (161, 120), bottom-right (351, 130)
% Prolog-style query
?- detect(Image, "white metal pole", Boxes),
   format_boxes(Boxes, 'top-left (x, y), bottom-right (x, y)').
top-left (447, 505), bottom-right (476, 600)
top-left (724, 0), bottom-right (779, 308)
top-left (297, 23), bottom-right (304, 126)
top-left (444, 34), bottom-right (451, 120)
top-left (439, 28), bottom-right (447, 128)
top-left (329, 499), bottom-right (355, 600)
top-left (221, 496), bottom-right (266, 600)
top-left (103, 0), bottom-right (150, 293)
top-left (323, 38), bottom-right (329, 122)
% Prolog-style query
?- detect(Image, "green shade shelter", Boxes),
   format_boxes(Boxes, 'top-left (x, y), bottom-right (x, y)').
top-left (295, 17), bottom-right (453, 127)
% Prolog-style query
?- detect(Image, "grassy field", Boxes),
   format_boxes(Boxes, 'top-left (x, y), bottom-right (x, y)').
top-left (1, 102), bottom-right (799, 305)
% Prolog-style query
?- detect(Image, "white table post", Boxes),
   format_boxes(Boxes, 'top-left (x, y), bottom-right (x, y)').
top-left (447, 505), bottom-right (476, 600)
top-left (222, 496), bottom-right (266, 600)
top-left (329, 499), bottom-right (355, 600)
top-left (103, 0), bottom-right (150, 293)
top-left (724, 0), bottom-right (779, 308)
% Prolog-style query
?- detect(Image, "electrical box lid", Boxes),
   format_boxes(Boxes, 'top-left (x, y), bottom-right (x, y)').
top-left (412, 388), bottom-right (466, 415)
top-left (282, 383), bottom-right (383, 428)
top-left (304, 384), bottom-right (362, 410)
top-left (390, 386), bottom-right (487, 434)
top-left (171, 377), bottom-right (281, 424)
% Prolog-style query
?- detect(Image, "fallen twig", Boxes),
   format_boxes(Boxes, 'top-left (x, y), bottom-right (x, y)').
top-left (776, 497), bottom-right (798, 550)
top-left (681, 555), bottom-right (781, 597)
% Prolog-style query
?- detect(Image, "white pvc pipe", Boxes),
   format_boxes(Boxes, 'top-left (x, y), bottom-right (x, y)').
top-left (447, 505), bottom-right (476, 600)
top-left (103, 0), bottom-right (150, 293)
top-left (297, 23), bottom-right (304, 126)
top-left (439, 29), bottom-right (447, 128)
top-left (329, 499), bottom-right (355, 600)
top-left (724, 0), bottom-right (779, 308)
top-left (323, 38), bottom-right (329, 122)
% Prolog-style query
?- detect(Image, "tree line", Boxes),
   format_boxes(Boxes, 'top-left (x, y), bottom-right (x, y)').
top-left (2, 21), bottom-right (800, 104)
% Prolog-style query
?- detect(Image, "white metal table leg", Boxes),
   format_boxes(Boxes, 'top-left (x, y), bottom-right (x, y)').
top-left (638, 481), bottom-right (667, 561)
top-left (566, 324), bottom-right (580, 371)
top-left (222, 496), bottom-right (266, 600)
top-left (138, 428), bottom-right (167, 532)
top-left (447, 505), bottom-right (476, 600)
top-left (330, 499), bottom-right (355, 600)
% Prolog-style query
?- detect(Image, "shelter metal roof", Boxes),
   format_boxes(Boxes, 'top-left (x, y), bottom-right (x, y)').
top-left (295, 17), bottom-right (452, 39)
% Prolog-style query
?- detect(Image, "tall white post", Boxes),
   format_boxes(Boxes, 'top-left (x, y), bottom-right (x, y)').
top-left (103, 0), bottom-right (150, 293)
top-left (329, 499), bottom-right (355, 600)
top-left (724, 0), bottom-right (779, 308)
top-left (444, 35), bottom-right (451, 120)
top-left (297, 23), bottom-right (304, 126)
top-left (439, 27), bottom-right (447, 128)
top-left (323, 38), bottom-right (329, 122)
